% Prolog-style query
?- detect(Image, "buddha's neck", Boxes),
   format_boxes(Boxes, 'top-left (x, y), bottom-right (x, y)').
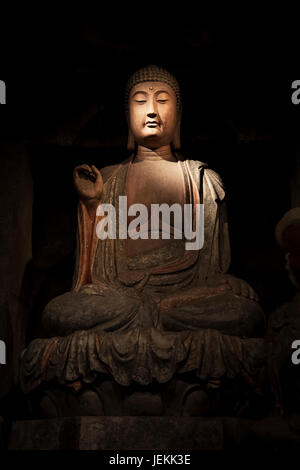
top-left (135, 145), bottom-right (177, 162)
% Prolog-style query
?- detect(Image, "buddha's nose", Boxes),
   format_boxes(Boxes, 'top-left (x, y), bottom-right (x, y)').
top-left (146, 98), bottom-right (158, 118)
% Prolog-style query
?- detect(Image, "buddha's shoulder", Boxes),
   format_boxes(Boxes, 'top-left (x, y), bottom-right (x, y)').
top-left (100, 156), bottom-right (131, 183)
top-left (185, 158), bottom-right (225, 201)
top-left (185, 158), bottom-right (223, 180)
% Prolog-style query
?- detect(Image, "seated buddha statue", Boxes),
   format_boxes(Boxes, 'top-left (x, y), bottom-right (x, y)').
top-left (20, 65), bottom-right (266, 418)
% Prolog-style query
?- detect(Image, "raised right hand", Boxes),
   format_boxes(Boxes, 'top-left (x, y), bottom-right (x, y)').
top-left (73, 164), bottom-right (103, 203)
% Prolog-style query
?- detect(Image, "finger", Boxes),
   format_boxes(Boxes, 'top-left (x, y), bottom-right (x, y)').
top-left (90, 165), bottom-right (102, 183)
top-left (92, 165), bottom-right (104, 192)
top-left (75, 164), bottom-right (92, 173)
top-left (73, 164), bottom-right (91, 179)
top-left (91, 165), bottom-right (102, 178)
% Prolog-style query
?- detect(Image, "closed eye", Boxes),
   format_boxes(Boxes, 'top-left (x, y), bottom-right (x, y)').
top-left (135, 100), bottom-right (147, 104)
top-left (157, 99), bottom-right (168, 103)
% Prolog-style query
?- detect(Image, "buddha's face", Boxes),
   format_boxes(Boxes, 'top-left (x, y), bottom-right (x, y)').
top-left (128, 81), bottom-right (178, 148)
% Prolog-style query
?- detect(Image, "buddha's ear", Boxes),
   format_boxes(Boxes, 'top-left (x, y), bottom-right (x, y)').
top-left (171, 112), bottom-right (181, 150)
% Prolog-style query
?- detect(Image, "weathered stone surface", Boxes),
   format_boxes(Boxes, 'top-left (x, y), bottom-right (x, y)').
top-left (20, 327), bottom-right (266, 395)
top-left (10, 415), bottom-right (300, 450)
top-left (9, 416), bottom-right (226, 450)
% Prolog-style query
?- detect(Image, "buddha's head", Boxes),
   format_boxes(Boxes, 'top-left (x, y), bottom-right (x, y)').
top-left (125, 65), bottom-right (182, 151)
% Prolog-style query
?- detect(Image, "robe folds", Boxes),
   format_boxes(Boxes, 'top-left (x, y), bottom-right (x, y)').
top-left (20, 154), bottom-right (266, 394)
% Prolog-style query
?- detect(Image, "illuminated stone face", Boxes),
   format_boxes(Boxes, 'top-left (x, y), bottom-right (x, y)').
top-left (128, 81), bottom-right (178, 148)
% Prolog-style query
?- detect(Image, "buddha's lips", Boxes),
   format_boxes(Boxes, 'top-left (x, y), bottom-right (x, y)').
top-left (145, 121), bottom-right (160, 126)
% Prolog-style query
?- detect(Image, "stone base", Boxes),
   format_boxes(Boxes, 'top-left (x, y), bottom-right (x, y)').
top-left (9, 416), bottom-right (244, 450)
top-left (9, 415), bottom-right (300, 450)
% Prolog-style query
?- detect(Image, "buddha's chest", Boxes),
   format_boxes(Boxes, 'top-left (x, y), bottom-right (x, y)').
top-left (126, 160), bottom-right (185, 209)
top-left (125, 160), bottom-right (187, 259)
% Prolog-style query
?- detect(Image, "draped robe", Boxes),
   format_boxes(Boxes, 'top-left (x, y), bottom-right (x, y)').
top-left (73, 153), bottom-right (231, 295)
top-left (20, 154), bottom-right (266, 393)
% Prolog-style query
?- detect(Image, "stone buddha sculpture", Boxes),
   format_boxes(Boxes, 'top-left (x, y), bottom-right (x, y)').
top-left (20, 66), bottom-right (266, 417)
